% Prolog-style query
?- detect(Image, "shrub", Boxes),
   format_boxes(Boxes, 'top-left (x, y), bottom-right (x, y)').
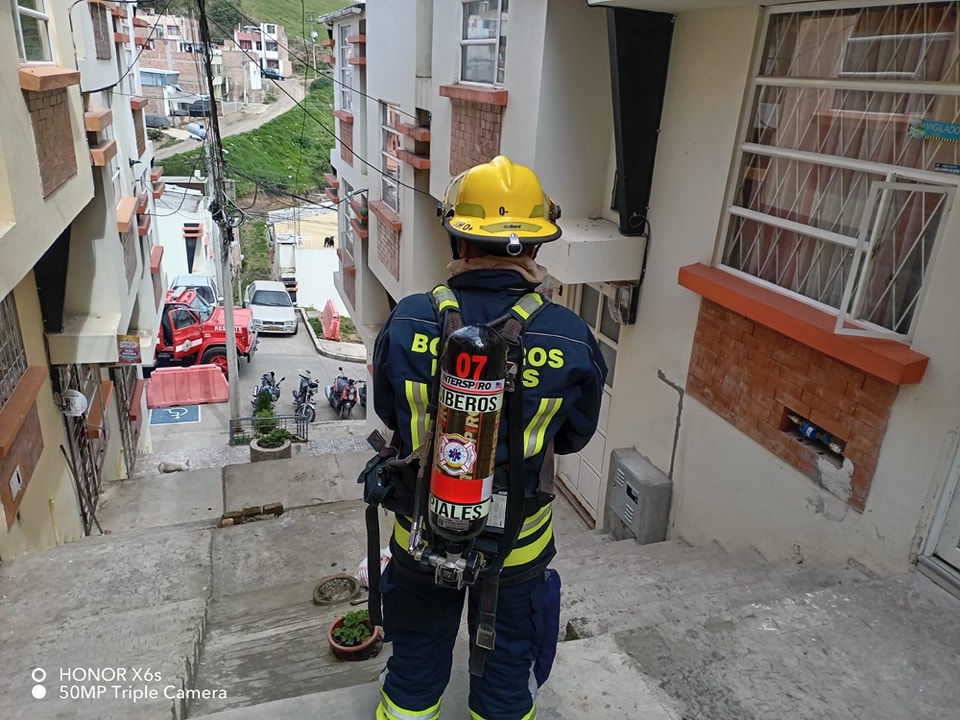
top-left (253, 408), bottom-right (278, 434)
top-left (258, 427), bottom-right (293, 449)
top-left (332, 609), bottom-right (373, 647)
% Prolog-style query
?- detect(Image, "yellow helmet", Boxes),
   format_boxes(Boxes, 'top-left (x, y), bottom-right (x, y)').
top-left (439, 156), bottom-right (561, 255)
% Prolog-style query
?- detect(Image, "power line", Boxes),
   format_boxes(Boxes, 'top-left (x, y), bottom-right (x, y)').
top-left (207, 14), bottom-right (435, 201)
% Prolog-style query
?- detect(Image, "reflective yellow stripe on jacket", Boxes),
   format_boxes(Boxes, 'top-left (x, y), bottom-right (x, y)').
top-left (393, 504), bottom-right (552, 569)
top-left (404, 380), bottom-right (430, 450)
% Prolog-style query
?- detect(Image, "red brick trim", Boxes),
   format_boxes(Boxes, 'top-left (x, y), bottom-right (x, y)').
top-left (320, 38), bottom-right (335, 47)
top-left (18, 66), bottom-right (80, 92)
top-left (349, 217), bottom-right (369, 239)
top-left (150, 165), bottom-right (163, 182)
top-left (333, 109), bottom-right (354, 123)
top-left (369, 200), bottom-right (402, 232)
top-left (396, 148), bottom-right (430, 170)
top-left (84, 108), bottom-right (113, 132)
top-left (347, 56), bottom-right (366, 66)
top-left (114, 32), bottom-right (130, 44)
top-left (396, 122), bottom-right (431, 142)
top-left (325, 187), bottom-right (339, 204)
top-left (678, 263), bottom-right (928, 386)
top-left (439, 84), bottom-right (508, 107)
top-left (129, 95), bottom-right (149, 110)
top-left (323, 172), bottom-right (340, 189)
top-left (346, 34), bottom-right (366, 43)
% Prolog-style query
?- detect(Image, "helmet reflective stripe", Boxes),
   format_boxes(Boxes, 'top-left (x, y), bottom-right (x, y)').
top-left (440, 156), bottom-right (561, 250)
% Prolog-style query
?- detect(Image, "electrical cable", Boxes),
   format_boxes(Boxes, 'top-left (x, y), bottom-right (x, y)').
top-left (208, 14), bottom-right (436, 201)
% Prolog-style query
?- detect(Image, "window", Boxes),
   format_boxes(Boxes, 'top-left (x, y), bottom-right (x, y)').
top-left (13, 0), bottom-right (52, 62)
top-left (575, 284), bottom-right (617, 388)
top-left (265, 24), bottom-right (276, 35)
top-left (0, 293), bottom-right (28, 410)
top-left (460, 0), bottom-right (508, 85)
top-left (172, 308), bottom-right (195, 330)
top-left (381, 103), bottom-right (402, 213)
top-left (341, 179), bottom-right (355, 263)
top-left (338, 24), bottom-right (354, 111)
top-left (720, 2), bottom-right (960, 341)
top-left (166, 25), bottom-right (179, 37)
top-left (266, 41), bottom-right (278, 51)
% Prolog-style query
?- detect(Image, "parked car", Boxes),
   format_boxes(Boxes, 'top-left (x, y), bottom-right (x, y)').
top-left (145, 114), bottom-right (171, 129)
top-left (188, 99), bottom-right (212, 117)
top-left (261, 67), bottom-right (285, 80)
top-left (170, 274), bottom-right (220, 306)
top-left (243, 280), bottom-right (298, 335)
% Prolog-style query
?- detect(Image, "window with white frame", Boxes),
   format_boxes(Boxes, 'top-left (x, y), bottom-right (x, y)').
top-left (0, 293), bottom-right (28, 411)
top-left (381, 102), bottom-right (402, 213)
top-left (341, 179), bottom-right (355, 262)
top-left (460, 0), bottom-right (509, 85)
top-left (13, 0), bottom-right (52, 63)
top-left (720, 2), bottom-right (959, 341)
top-left (575, 284), bottom-right (617, 388)
top-left (338, 24), bottom-right (353, 112)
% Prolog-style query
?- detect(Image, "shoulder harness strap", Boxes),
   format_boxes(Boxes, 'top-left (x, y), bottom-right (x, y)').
top-left (500, 291), bottom-right (550, 345)
top-left (429, 284), bottom-right (464, 340)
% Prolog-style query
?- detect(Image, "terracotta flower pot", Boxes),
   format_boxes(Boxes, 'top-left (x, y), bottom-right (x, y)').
top-left (327, 617), bottom-right (383, 661)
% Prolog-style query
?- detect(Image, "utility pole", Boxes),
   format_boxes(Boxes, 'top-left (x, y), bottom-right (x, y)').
top-left (197, 0), bottom-right (241, 425)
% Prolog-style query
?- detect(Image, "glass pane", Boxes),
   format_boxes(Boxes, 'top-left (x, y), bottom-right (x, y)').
top-left (856, 186), bottom-right (950, 333)
top-left (463, 1), bottom-right (499, 40)
top-left (578, 285), bottom-right (600, 327)
top-left (461, 44), bottom-right (496, 84)
top-left (382, 178), bottom-right (398, 212)
top-left (599, 342), bottom-right (616, 388)
top-left (599, 299), bottom-right (621, 343)
top-left (18, 0), bottom-right (43, 11)
top-left (749, 85), bottom-right (960, 173)
top-left (762, 3), bottom-right (960, 83)
top-left (18, 15), bottom-right (51, 62)
top-left (341, 88), bottom-right (352, 111)
top-left (382, 149), bottom-right (400, 181)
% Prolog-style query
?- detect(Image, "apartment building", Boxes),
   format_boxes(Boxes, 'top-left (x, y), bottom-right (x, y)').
top-left (0, 0), bottom-right (167, 559)
top-left (323, 0), bottom-right (960, 590)
top-left (233, 23), bottom-right (293, 79)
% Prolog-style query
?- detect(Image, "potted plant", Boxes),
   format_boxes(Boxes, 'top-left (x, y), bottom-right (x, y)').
top-left (249, 426), bottom-right (294, 462)
top-left (327, 608), bottom-right (382, 661)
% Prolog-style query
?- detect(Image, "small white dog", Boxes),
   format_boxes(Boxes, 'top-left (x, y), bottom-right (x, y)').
top-left (157, 460), bottom-right (191, 473)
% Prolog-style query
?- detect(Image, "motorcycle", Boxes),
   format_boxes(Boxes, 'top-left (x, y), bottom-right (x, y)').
top-left (324, 367), bottom-right (358, 419)
top-left (292, 370), bottom-right (319, 423)
top-left (251, 371), bottom-right (284, 408)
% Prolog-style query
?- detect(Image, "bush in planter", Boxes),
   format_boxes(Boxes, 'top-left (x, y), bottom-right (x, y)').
top-left (253, 408), bottom-right (278, 434)
top-left (332, 609), bottom-right (373, 647)
top-left (258, 427), bottom-right (293, 449)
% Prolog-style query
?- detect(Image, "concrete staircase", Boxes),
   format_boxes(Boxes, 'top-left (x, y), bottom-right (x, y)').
top-left (184, 525), bottom-right (960, 720)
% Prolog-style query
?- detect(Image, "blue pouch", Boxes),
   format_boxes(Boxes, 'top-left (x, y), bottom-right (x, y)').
top-left (534, 568), bottom-right (561, 686)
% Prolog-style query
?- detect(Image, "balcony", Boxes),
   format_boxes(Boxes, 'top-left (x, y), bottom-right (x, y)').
top-left (536, 216), bottom-right (647, 285)
top-left (46, 312), bottom-right (125, 365)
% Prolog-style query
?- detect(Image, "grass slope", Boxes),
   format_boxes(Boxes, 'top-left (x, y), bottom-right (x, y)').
top-left (160, 81), bottom-right (335, 196)
top-left (241, 0), bottom-right (352, 42)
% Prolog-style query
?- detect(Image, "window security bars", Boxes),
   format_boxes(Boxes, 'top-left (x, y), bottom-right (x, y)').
top-left (0, 294), bottom-right (28, 411)
top-left (721, 2), bottom-right (960, 341)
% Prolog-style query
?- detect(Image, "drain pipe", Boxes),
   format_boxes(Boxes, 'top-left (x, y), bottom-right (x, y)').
top-left (656, 370), bottom-right (684, 479)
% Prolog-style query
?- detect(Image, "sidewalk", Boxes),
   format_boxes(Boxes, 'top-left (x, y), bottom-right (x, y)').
top-left (299, 308), bottom-right (367, 364)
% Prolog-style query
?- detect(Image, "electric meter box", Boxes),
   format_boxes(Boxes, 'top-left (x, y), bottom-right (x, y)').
top-left (604, 448), bottom-right (672, 544)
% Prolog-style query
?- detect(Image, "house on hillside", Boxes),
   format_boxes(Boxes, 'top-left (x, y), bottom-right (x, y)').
top-left (321, 0), bottom-right (960, 592)
top-left (232, 23), bottom-right (293, 79)
top-left (1, 1), bottom-right (169, 557)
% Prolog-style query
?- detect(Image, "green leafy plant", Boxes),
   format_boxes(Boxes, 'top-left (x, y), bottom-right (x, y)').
top-left (231, 433), bottom-right (253, 446)
top-left (332, 609), bottom-right (373, 647)
top-left (258, 427), bottom-right (293, 449)
top-left (253, 408), bottom-right (278, 434)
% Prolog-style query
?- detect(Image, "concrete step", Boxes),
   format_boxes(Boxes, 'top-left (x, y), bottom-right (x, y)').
top-left (552, 537), bottom-right (709, 566)
top-left (189, 579), bottom-right (384, 716)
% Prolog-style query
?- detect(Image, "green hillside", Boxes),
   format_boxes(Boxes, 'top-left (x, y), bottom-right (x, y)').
top-left (242, 0), bottom-right (352, 42)
top-left (160, 79), bottom-right (336, 197)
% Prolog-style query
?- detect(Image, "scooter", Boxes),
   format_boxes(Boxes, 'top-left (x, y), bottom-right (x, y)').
top-left (324, 367), bottom-right (358, 418)
top-left (252, 371), bottom-right (284, 408)
top-left (357, 380), bottom-right (367, 409)
top-left (293, 370), bottom-right (319, 423)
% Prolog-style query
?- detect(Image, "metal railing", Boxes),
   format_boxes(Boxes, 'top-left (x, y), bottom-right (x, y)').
top-left (229, 414), bottom-right (310, 446)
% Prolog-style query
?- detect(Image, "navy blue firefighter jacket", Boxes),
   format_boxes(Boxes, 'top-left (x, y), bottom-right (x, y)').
top-left (372, 268), bottom-right (608, 498)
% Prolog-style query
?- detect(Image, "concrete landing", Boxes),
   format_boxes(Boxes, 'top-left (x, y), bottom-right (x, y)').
top-left (97, 467), bottom-right (222, 533)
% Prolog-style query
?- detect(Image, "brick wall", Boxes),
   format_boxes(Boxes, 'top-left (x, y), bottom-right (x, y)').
top-left (133, 109), bottom-right (146, 157)
top-left (91, 4), bottom-right (112, 60)
top-left (449, 99), bottom-right (503, 176)
top-left (343, 267), bottom-right (356, 310)
top-left (377, 221), bottom-right (400, 281)
top-left (686, 300), bottom-right (898, 512)
top-left (340, 117), bottom-right (354, 166)
top-left (25, 89), bottom-right (78, 198)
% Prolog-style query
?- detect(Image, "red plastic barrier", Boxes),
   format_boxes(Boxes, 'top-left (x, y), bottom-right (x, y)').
top-left (321, 299), bottom-right (341, 341)
top-left (146, 366), bottom-right (229, 408)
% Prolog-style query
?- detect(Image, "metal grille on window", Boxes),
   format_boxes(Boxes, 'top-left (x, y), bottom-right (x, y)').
top-left (0, 293), bottom-right (29, 410)
top-left (721, 2), bottom-right (960, 341)
top-left (111, 365), bottom-right (139, 478)
top-left (58, 364), bottom-right (105, 535)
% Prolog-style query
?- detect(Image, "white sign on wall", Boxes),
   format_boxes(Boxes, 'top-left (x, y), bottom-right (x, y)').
top-left (9, 465), bottom-right (23, 499)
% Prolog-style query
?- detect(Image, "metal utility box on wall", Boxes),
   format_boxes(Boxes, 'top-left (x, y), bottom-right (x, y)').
top-left (604, 448), bottom-right (672, 543)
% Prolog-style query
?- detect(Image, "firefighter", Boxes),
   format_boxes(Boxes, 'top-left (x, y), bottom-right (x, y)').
top-left (372, 156), bottom-right (607, 720)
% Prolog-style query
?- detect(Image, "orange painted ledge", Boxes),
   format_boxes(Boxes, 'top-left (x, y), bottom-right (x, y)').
top-left (323, 172), bottom-right (340, 189)
top-left (129, 95), bottom-right (149, 110)
top-left (333, 109), bottom-right (354, 123)
top-left (0, 367), bottom-right (46, 458)
top-left (18, 65), bottom-right (80, 92)
top-left (324, 187), bottom-right (339, 205)
top-left (346, 34), bottom-right (366, 44)
top-left (150, 244), bottom-right (164, 274)
top-left (395, 121), bottom-right (431, 142)
top-left (84, 108), bottom-right (113, 132)
top-left (369, 199), bottom-right (402, 232)
top-left (678, 263), bottom-right (929, 386)
top-left (320, 38), bottom-right (335, 47)
top-left (349, 217), bottom-right (369, 240)
top-left (439, 83), bottom-right (508, 107)
top-left (116, 195), bottom-right (137, 233)
top-left (396, 148), bottom-right (430, 171)
top-left (150, 165), bottom-right (164, 182)
top-left (347, 56), bottom-right (366, 66)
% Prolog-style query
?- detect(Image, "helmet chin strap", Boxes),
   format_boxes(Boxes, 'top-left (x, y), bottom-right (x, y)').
top-left (505, 233), bottom-right (523, 257)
